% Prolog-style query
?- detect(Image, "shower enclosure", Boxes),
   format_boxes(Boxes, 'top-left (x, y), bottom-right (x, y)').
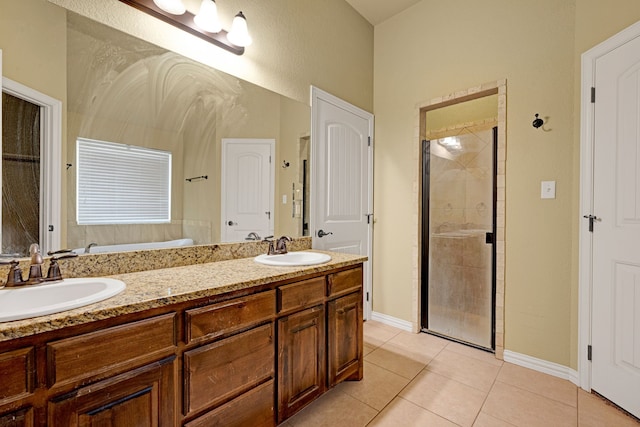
top-left (421, 126), bottom-right (496, 350)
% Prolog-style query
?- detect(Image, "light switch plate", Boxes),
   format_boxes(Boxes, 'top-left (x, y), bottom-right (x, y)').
top-left (541, 181), bottom-right (556, 199)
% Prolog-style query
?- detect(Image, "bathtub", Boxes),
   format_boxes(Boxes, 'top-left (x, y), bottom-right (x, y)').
top-left (73, 238), bottom-right (194, 254)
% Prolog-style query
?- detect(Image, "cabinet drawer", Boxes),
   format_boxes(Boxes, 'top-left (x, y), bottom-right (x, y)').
top-left (185, 379), bottom-right (274, 427)
top-left (186, 290), bottom-right (275, 345)
top-left (327, 267), bottom-right (363, 297)
top-left (184, 323), bottom-right (274, 417)
top-left (278, 277), bottom-right (325, 313)
top-left (47, 313), bottom-right (176, 388)
top-left (0, 347), bottom-right (35, 405)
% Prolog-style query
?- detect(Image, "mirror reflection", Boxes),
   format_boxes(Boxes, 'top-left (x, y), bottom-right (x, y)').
top-left (1, 4), bottom-right (311, 255)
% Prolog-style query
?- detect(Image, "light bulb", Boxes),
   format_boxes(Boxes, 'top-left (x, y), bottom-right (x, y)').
top-left (153, 0), bottom-right (186, 15)
top-left (227, 11), bottom-right (252, 47)
top-left (194, 0), bottom-right (222, 33)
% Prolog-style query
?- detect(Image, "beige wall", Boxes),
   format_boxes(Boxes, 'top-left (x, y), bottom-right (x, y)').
top-left (0, 0), bottom-right (68, 247)
top-left (47, 0), bottom-right (374, 112)
top-left (374, 0), bottom-right (640, 368)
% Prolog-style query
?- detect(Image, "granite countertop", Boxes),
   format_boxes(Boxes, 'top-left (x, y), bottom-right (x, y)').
top-left (0, 251), bottom-right (366, 342)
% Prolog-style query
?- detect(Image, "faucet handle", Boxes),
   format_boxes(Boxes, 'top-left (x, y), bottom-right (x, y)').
top-left (47, 249), bottom-right (74, 256)
top-left (46, 252), bottom-right (78, 281)
top-left (0, 260), bottom-right (24, 287)
top-left (262, 236), bottom-right (276, 255)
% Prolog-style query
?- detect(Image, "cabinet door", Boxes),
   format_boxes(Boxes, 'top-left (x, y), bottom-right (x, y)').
top-left (48, 356), bottom-right (175, 427)
top-left (0, 407), bottom-right (34, 427)
top-left (277, 305), bottom-right (325, 423)
top-left (327, 291), bottom-right (363, 387)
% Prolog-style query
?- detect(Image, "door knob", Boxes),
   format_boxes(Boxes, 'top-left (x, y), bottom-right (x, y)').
top-left (227, 220), bottom-right (237, 226)
top-left (317, 229), bottom-right (333, 238)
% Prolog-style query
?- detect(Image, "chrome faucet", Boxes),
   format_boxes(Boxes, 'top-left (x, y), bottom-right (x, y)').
top-left (85, 242), bottom-right (97, 253)
top-left (245, 232), bottom-right (261, 241)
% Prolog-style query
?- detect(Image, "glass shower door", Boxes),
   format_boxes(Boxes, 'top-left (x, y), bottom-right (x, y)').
top-left (425, 127), bottom-right (495, 349)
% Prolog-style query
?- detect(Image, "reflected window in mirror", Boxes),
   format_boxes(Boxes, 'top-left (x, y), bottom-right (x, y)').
top-left (76, 138), bottom-right (172, 225)
top-left (1, 93), bottom-right (40, 256)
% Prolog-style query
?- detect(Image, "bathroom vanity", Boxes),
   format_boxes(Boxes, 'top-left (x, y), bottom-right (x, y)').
top-left (0, 252), bottom-right (365, 426)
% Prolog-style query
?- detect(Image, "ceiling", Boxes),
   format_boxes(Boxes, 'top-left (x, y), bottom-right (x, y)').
top-left (344, 0), bottom-right (421, 26)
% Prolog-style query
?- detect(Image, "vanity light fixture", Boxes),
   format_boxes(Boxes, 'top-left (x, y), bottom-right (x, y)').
top-left (118, 0), bottom-right (251, 55)
top-left (152, 0), bottom-right (186, 15)
top-left (193, 0), bottom-right (222, 33)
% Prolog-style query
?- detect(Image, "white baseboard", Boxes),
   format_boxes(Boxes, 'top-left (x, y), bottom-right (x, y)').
top-left (370, 311), bottom-right (413, 332)
top-left (503, 350), bottom-right (580, 386)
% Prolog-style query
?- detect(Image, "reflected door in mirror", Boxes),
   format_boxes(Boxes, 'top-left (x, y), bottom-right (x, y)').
top-left (221, 139), bottom-right (275, 243)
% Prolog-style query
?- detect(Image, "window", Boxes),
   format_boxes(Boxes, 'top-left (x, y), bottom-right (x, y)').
top-left (76, 138), bottom-right (172, 224)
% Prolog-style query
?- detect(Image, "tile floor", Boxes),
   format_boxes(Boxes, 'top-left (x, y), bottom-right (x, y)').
top-left (282, 320), bottom-right (640, 427)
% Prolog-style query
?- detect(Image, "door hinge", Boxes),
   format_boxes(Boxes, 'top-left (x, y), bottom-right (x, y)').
top-left (269, 155), bottom-right (272, 163)
top-left (368, 136), bottom-right (371, 147)
top-left (587, 345), bottom-right (592, 361)
top-left (591, 87), bottom-right (596, 103)
top-left (366, 292), bottom-right (369, 302)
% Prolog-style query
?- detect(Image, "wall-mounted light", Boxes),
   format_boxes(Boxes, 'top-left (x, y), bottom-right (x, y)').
top-left (119, 0), bottom-right (251, 55)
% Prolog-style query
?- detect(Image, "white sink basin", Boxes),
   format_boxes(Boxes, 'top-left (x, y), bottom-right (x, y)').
top-left (254, 251), bottom-right (331, 266)
top-left (0, 278), bottom-right (126, 322)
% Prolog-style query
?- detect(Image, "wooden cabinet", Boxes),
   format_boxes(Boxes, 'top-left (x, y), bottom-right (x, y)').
top-left (277, 305), bottom-right (326, 423)
top-left (0, 347), bottom-right (35, 407)
top-left (48, 356), bottom-right (176, 426)
top-left (327, 267), bottom-right (364, 387)
top-left (0, 262), bottom-right (363, 427)
top-left (327, 291), bottom-right (363, 386)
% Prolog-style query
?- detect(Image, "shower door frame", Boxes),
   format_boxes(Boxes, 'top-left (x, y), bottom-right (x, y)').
top-left (420, 127), bottom-right (498, 351)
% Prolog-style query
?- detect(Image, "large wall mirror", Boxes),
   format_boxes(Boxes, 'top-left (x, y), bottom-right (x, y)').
top-left (1, 1), bottom-right (311, 255)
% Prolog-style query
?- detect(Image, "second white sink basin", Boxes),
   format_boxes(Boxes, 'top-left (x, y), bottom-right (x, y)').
top-left (0, 278), bottom-right (126, 322)
top-left (254, 251), bottom-right (331, 266)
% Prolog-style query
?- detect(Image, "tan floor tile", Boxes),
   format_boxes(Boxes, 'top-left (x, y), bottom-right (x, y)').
top-left (363, 342), bottom-right (376, 356)
top-left (366, 341), bottom-right (431, 379)
top-left (496, 363), bottom-right (577, 407)
top-left (446, 341), bottom-right (504, 367)
top-left (364, 320), bottom-right (402, 347)
top-left (400, 370), bottom-right (487, 427)
top-left (387, 330), bottom-right (449, 359)
top-left (336, 361), bottom-right (410, 411)
top-left (368, 397), bottom-right (458, 427)
top-left (285, 387), bottom-right (377, 427)
top-left (473, 412), bottom-right (517, 426)
top-left (482, 381), bottom-right (577, 427)
top-left (578, 389), bottom-right (640, 426)
top-left (425, 348), bottom-right (501, 392)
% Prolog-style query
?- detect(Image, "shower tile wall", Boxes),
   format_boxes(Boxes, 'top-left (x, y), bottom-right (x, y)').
top-left (428, 128), bottom-right (494, 348)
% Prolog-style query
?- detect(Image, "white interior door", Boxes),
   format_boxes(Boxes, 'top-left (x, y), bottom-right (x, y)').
top-left (221, 138), bottom-right (274, 242)
top-left (591, 33), bottom-right (640, 418)
top-left (311, 87), bottom-right (373, 319)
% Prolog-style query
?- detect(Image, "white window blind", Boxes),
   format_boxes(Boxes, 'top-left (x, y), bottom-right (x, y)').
top-left (76, 138), bottom-right (172, 224)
